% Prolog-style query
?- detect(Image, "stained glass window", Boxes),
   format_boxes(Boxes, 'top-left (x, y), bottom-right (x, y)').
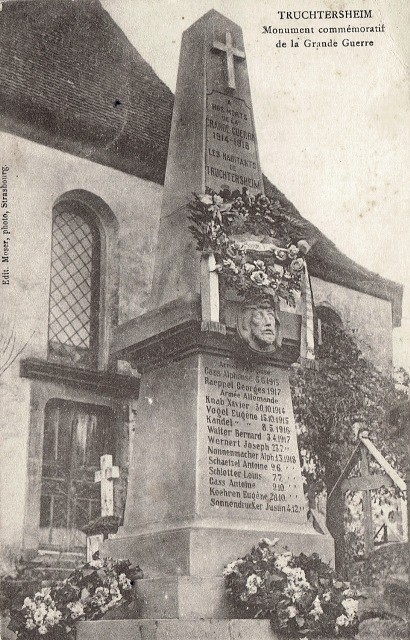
top-left (48, 207), bottom-right (100, 368)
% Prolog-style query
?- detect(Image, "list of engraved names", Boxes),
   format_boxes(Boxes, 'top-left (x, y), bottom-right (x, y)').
top-left (199, 354), bottom-right (306, 524)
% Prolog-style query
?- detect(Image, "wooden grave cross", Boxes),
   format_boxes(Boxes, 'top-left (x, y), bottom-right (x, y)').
top-left (329, 434), bottom-right (406, 558)
top-left (212, 29), bottom-right (245, 90)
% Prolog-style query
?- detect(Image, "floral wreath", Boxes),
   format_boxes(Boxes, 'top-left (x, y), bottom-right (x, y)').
top-left (224, 538), bottom-right (360, 638)
top-left (188, 188), bottom-right (310, 307)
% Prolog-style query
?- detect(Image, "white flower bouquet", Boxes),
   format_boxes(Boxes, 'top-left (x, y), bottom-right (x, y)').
top-left (9, 557), bottom-right (142, 639)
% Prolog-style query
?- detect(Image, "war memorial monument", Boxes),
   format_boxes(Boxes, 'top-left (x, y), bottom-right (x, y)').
top-left (78, 9), bottom-right (334, 640)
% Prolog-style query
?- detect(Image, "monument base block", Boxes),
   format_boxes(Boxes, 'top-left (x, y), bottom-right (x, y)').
top-left (135, 577), bottom-right (228, 620)
top-left (104, 525), bottom-right (334, 580)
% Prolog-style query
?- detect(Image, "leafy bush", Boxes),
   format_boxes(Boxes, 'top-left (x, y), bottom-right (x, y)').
top-left (290, 321), bottom-right (408, 498)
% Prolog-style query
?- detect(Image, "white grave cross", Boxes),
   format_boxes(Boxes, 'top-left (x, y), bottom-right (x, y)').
top-left (94, 454), bottom-right (119, 518)
top-left (212, 29), bottom-right (245, 90)
top-left (86, 456), bottom-right (119, 562)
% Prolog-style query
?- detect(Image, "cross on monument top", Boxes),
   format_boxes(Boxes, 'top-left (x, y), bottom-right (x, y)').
top-left (212, 29), bottom-right (245, 90)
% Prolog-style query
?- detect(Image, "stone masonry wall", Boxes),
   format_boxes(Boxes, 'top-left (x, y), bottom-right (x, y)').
top-left (311, 276), bottom-right (393, 373)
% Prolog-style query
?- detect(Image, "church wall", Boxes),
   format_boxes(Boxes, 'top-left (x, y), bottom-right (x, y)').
top-left (311, 276), bottom-right (393, 372)
top-left (0, 131), bottom-right (162, 554)
top-left (0, 128), bottom-right (396, 558)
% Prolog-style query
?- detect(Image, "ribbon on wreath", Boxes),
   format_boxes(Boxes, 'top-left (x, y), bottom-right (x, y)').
top-left (299, 262), bottom-right (317, 369)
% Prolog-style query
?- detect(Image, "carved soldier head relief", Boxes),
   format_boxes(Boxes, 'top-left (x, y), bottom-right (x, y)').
top-left (237, 299), bottom-right (282, 353)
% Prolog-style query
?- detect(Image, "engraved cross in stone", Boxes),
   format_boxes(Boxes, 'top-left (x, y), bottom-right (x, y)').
top-left (212, 29), bottom-right (245, 90)
top-left (94, 454), bottom-right (119, 518)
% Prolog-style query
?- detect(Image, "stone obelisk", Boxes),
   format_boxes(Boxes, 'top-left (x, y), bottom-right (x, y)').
top-left (149, 9), bottom-right (263, 310)
top-left (105, 9), bottom-right (333, 622)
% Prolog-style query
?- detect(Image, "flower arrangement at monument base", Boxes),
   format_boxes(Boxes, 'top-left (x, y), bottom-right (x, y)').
top-left (188, 189), bottom-right (310, 307)
top-left (223, 538), bottom-right (360, 638)
top-left (8, 556), bottom-right (142, 639)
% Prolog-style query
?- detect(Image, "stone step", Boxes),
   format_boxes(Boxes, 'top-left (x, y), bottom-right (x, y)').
top-left (36, 549), bottom-right (85, 563)
top-left (5, 616), bottom-right (407, 640)
top-left (32, 557), bottom-right (83, 567)
top-left (17, 551), bottom-right (86, 585)
top-left (29, 566), bottom-right (75, 580)
top-left (77, 619), bottom-right (281, 640)
top-left (77, 618), bottom-right (409, 640)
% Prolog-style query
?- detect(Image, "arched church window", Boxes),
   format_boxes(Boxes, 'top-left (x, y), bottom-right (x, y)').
top-left (315, 306), bottom-right (343, 346)
top-left (39, 399), bottom-right (115, 550)
top-left (48, 204), bottom-right (101, 368)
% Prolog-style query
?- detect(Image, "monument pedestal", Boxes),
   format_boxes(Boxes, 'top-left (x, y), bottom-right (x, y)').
top-left (104, 345), bottom-right (333, 619)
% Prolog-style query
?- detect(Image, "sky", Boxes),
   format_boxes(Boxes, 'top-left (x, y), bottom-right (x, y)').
top-left (101, 0), bottom-right (409, 369)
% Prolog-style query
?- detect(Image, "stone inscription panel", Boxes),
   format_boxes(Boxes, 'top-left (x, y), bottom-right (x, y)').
top-left (198, 354), bottom-right (306, 524)
top-left (205, 91), bottom-right (262, 195)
